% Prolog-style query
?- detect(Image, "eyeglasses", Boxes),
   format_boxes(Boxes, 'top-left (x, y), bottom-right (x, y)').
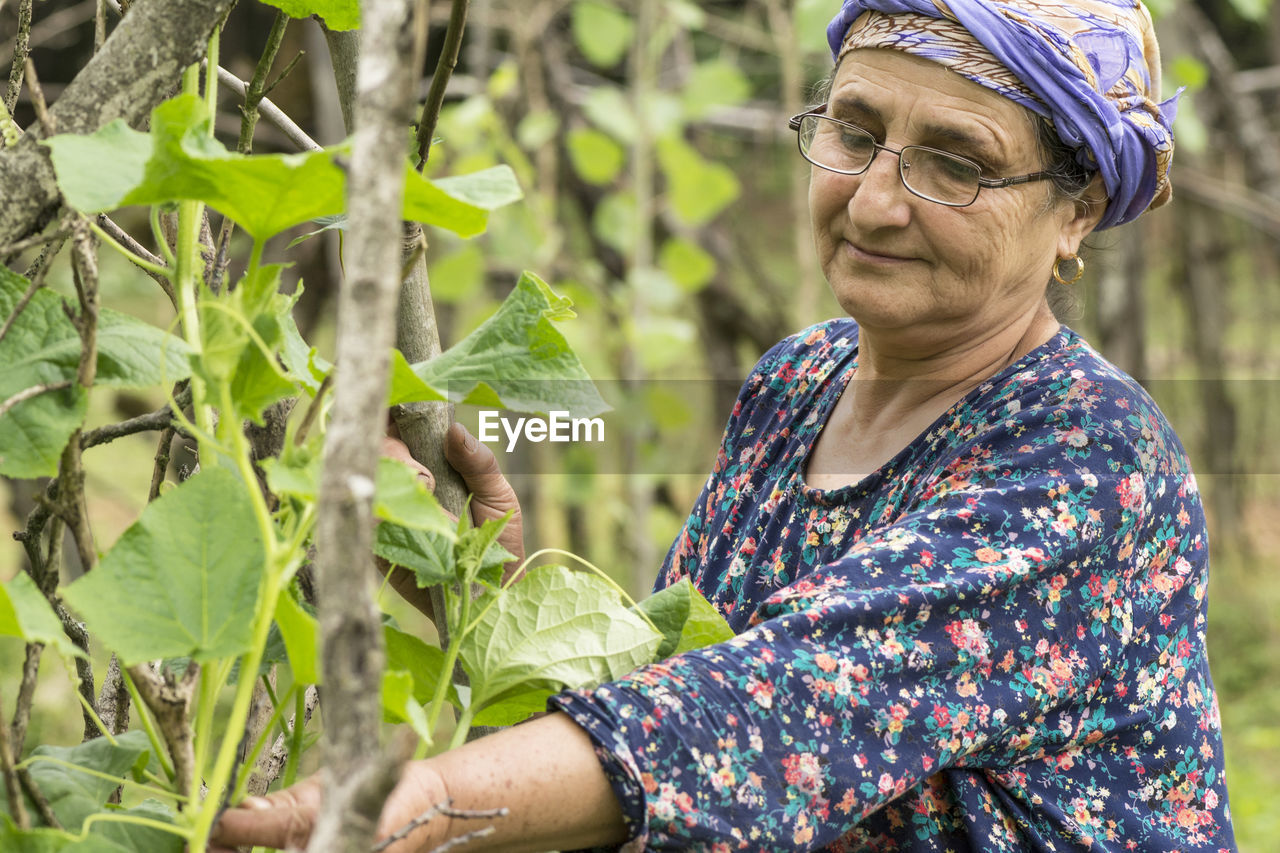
top-left (788, 108), bottom-right (1054, 208)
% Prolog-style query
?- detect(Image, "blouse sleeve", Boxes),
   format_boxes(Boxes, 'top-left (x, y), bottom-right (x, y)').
top-left (550, 395), bottom-right (1195, 850)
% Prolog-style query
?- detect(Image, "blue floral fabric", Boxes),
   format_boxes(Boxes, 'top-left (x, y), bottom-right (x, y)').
top-left (550, 319), bottom-right (1236, 852)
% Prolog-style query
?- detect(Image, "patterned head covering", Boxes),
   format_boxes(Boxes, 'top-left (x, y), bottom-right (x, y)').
top-left (826, 0), bottom-right (1179, 229)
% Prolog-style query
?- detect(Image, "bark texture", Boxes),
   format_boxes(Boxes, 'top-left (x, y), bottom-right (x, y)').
top-left (0, 0), bottom-right (236, 246)
top-left (307, 1), bottom-right (418, 850)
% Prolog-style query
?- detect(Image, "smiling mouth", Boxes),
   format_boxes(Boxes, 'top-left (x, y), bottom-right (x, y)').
top-left (844, 239), bottom-right (914, 263)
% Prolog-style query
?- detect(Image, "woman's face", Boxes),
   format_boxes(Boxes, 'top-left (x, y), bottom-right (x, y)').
top-left (809, 49), bottom-right (1099, 349)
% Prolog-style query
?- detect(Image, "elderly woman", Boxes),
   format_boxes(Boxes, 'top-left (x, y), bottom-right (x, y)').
top-left (213, 0), bottom-right (1236, 849)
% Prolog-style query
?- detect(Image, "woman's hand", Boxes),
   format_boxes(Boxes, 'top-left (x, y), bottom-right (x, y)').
top-left (380, 421), bottom-right (525, 619)
top-left (208, 761), bottom-right (448, 853)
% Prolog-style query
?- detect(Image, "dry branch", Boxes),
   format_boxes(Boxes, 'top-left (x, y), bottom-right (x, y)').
top-left (306, 1), bottom-right (420, 849)
top-left (0, 0), bottom-right (237, 246)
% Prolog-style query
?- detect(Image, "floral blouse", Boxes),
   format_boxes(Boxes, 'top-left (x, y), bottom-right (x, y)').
top-left (550, 320), bottom-right (1236, 852)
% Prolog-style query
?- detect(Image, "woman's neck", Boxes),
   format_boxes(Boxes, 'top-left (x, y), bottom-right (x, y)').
top-left (848, 303), bottom-right (1060, 428)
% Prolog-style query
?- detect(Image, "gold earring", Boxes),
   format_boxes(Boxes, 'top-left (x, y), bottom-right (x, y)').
top-left (1053, 254), bottom-right (1084, 286)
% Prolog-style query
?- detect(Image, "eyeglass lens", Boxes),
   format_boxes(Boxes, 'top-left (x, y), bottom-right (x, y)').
top-left (798, 115), bottom-right (980, 206)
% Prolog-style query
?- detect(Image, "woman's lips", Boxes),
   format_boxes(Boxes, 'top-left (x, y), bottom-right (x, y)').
top-left (843, 239), bottom-right (914, 264)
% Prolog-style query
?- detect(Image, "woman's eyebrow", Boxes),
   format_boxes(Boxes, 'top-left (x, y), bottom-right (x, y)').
top-left (829, 95), bottom-right (879, 122)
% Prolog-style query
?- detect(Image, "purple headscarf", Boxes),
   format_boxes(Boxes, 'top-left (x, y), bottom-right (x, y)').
top-left (826, 0), bottom-right (1179, 229)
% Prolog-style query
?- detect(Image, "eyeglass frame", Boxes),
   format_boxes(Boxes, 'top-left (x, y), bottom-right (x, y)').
top-left (788, 106), bottom-right (1056, 208)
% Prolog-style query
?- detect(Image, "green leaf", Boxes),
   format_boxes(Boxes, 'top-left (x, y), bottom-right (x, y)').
top-left (374, 523), bottom-right (455, 587)
top-left (411, 272), bottom-right (607, 417)
top-left (567, 128), bottom-right (625, 186)
top-left (196, 264), bottom-right (297, 423)
top-left (680, 60), bottom-right (752, 120)
top-left (46, 97), bottom-right (502, 241)
top-left (592, 190), bottom-right (636, 256)
top-left (0, 572), bottom-right (87, 659)
top-left (672, 580), bottom-right (735, 654)
top-left (0, 266), bottom-right (191, 478)
top-left (63, 467), bottom-right (265, 665)
top-left (632, 578), bottom-right (733, 659)
top-left (260, 452), bottom-right (321, 503)
top-left (275, 589), bottom-right (321, 684)
top-left (432, 165), bottom-right (524, 211)
top-left (0, 730), bottom-right (151, 831)
top-left (471, 686), bottom-right (554, 727)
top-left (658, 237), bottom-right (716, 293)
top-left (385, 626), bottom-right (448, 706)
top-left (657, 136), bottom-right (740, 226)
top-left (455, 514), bottom-right (516, 587)
top-left (374, 459), bottom-right (458, 538)
top-left (387, 349), bottom-right (445, 407)
top-left (91, 800), bottom-right (183, 853)
top-left (631, 580), bottom-right (690, 659)
top-left (459, 565), bottom-right (662, 709)
top-left (382, 670), bottom-right (432, 740)
top-left (571, 0), bottom-right (634, 68)
top-left (258, 0), bottom-right (360, 29)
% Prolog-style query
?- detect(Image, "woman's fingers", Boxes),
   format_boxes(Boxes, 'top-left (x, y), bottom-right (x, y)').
top-left (382, 435), bottom-right (435, 491)
top-left (444, 423), bottom-right (525, 564)
top-left (208, 777), bottom-right (323, 851)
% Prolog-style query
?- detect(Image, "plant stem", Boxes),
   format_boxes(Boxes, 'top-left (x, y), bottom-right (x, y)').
top-left (281, 686), bottom-right (307, 788)
top-left (121, 668), bottom-right (176, 780)
top-left (230, 683), bottom-right (296, 802)
top-left (87, 219), bottom-right (174, 278)
top-left (72, 688), bottom-right (118, 746)
top-left (415, 0), bottom-right (470, 169)
top-left (423, 586), bottom-right (470, 752)
top-left (18, 756), bottom-right (189, 803)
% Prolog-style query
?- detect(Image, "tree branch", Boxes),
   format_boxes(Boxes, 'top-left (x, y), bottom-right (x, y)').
top-left (306, 1), bottom-right (420, 850)
top-left (3, 0), bottom-right (33, 114)
top-left (415, 0), bottom-right (469, 168)
top-left (0, 685), bottom-right (30, 829)
top-left (0, 0), bottom-right (238, 246)
top-left (79, 389), bottom-right (191, 450)
top-left (126, 662), bottom-right (198, 801)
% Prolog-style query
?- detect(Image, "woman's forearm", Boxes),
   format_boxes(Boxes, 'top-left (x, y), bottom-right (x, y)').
top-left (409, 711), bottom-right (629, 852)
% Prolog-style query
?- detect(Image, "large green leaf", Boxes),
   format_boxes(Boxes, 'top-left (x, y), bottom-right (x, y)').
top-left (45, 97), bottom-right (516, 241)
top-left (0, 572), bottom-right (87, 659)
top-left (0, 800), bottom-right (181, 853)
top-left (459, 565), bottom-right (662, 710)
top-left (258, 0), bottom-right (359, 30)
top-left (410, 272), bottom-right (608, 417)
top-left (275, 588), bottom-right (320, 685)
top-left (385, 625), bottom-right (447, 706)
top-left (0, 730), bottom-right (151, 831)
top-left (195, 264), bottom-right (297, 424)
top-left (470, 686), bottom-right (554, 727)
top-left (63, 467), bottom-right (265, 665)
top-left (632, 579), bottom-right (734, 659)
top-left (0, 266), bottom-right (191, 478)
top-left (373, 524), bottom-right (455, 587)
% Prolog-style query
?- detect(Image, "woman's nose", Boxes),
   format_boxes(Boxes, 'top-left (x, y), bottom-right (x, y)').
top-left (848, 148), bottom-right (912, 228)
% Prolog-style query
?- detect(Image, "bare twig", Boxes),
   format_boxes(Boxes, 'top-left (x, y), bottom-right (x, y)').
top-left (96, 655), bottom-right (131, 737)
top-left (215, 66), bottom-right (320, 152)
top-left (236, 9), bottom-right (291, 157)
top-left (247, 684), bottom-right (318, 796)
top-left (305, 0), bottom-right (420, 849)
top-left (293, 373), bottom-right (334, 447)
top-left (0, 224), bottom-right (68, 260)
top-left (95, 213), bottom-right (177, 307)
top-left (17, 764), bottom-right (60, 827)
top-left (3, 0), bottom-right (33, 114)
top-left (415, 0), bottom-right (470, 168)
top-left (23, 58), bottom-right (54, 136)
top-left (0, 381), bottom-right (73, 419)
top-left (127, 662), bottom-right (199, 800)
top-left (21, 232), bottom-right (68, 282)
top-left (374, 801), bottom-right (508, 852)
top-left (148, 425), bottom-right (176, 501)
top-left (80, 389), bottom-right (190, 450)
top-left (11, 643), bottom-right (42, 756)
top-left (94, 0), bottom-right (108, 53)
top-left (425, 826), bottom-right (497, 853)
top-left (262, 49), bottom-right (304, 100)
top-left (0, 685), bottom-right (30, 829)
